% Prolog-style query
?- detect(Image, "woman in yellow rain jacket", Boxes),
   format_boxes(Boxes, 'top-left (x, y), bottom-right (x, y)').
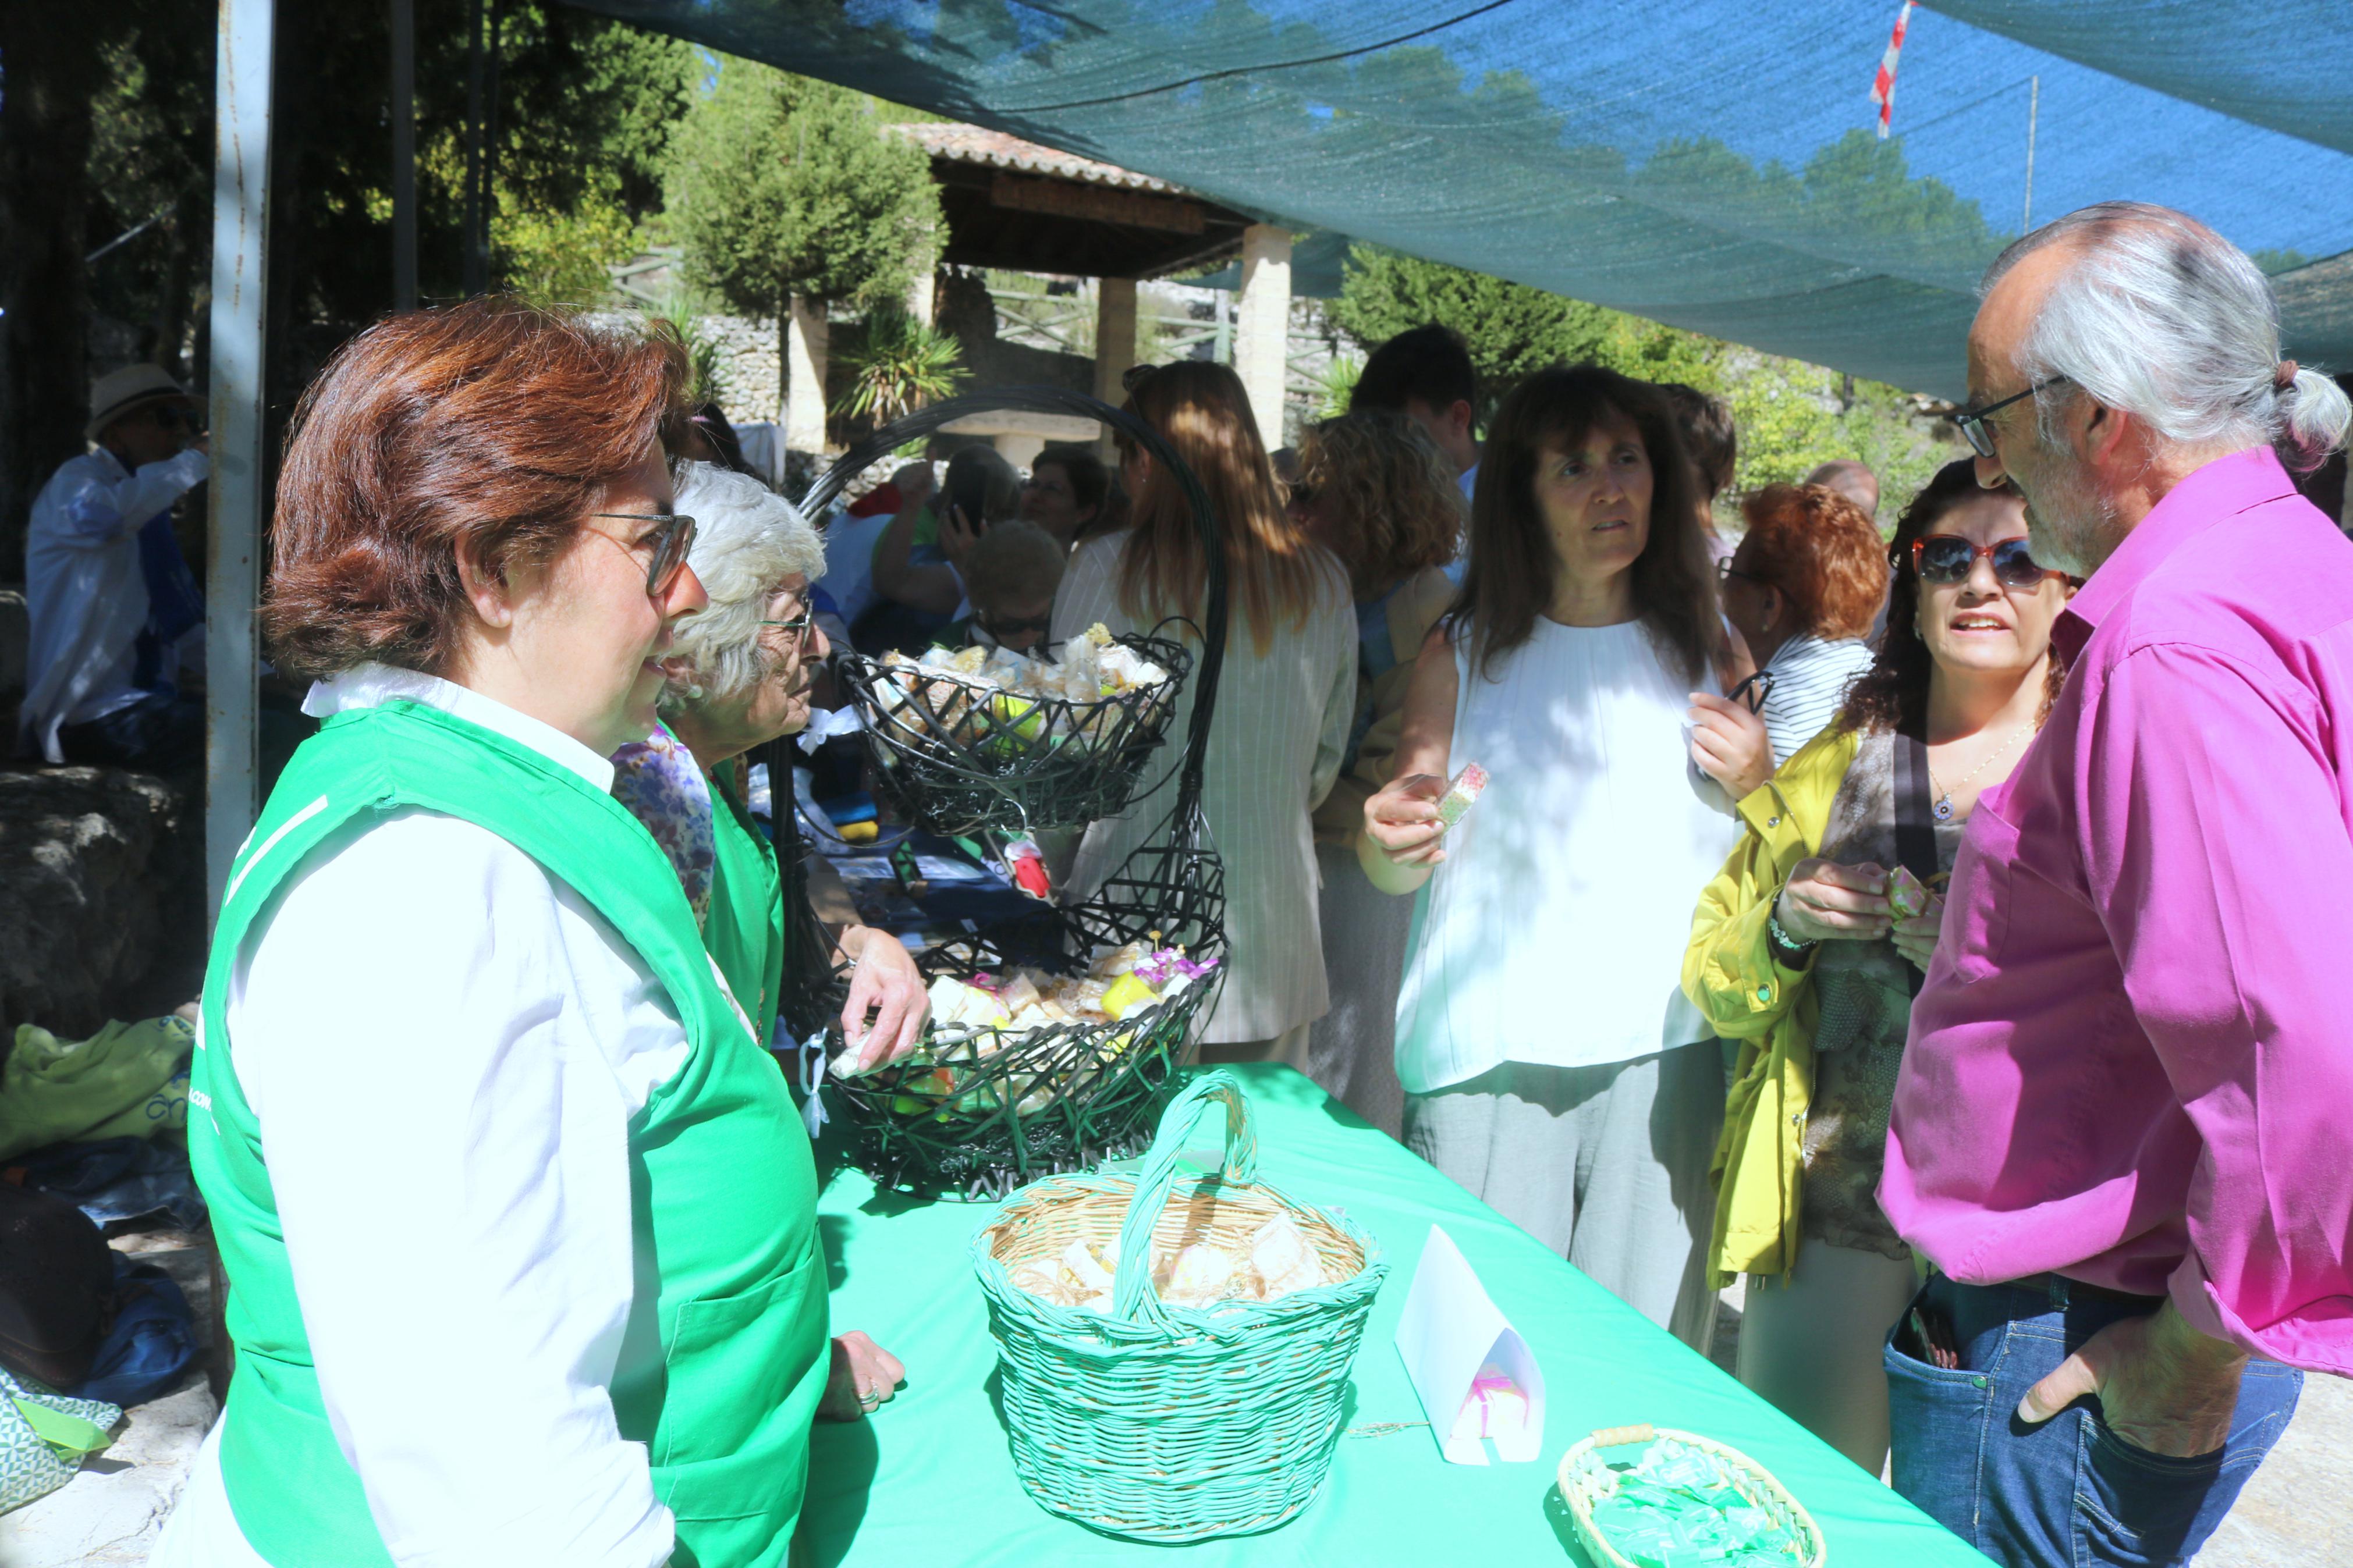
top-left (1683, 460), bottom-right (2071, 1475)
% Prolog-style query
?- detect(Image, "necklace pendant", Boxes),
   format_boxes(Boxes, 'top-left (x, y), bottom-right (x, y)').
top-left (1933, 793), bottom-right (1955, 822)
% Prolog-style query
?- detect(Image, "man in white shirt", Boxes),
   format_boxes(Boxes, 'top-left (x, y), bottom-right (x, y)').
top-left (1351, 325), bottom-right (1481, 581)
top-left (19, 364), bottom-right (210, 767)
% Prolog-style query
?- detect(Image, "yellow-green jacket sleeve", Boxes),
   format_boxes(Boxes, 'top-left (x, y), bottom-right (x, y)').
top-left (1682, 726), bottom-right (1860, 1286)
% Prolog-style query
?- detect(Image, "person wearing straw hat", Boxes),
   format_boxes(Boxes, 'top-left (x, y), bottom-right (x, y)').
top-left (18, 364), bottom-right (210, 767)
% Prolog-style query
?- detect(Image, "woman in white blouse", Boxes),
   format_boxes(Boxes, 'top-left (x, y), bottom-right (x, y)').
top-left (161, 301), bottom-right (914, 1568)
top-left (1053, 361), bottom-right (1355, 1066)
top-left (1361, 365), bottom-right (1744, 1346)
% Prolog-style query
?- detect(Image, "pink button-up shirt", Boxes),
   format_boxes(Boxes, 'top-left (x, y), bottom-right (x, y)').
top-left (1882, 446), bottom-right (2353, 1374)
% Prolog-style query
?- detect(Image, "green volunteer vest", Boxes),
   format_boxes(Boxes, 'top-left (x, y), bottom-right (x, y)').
top-left (706, 765), bottom-right (786, 1047)
top-left (189, 699), bottom-right (827, 1568)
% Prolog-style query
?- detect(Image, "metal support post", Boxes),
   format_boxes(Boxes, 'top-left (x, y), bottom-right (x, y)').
top-left (206, 0), bottom-right (274, 919)
top-left (391, 0), bottom-right (417, 309)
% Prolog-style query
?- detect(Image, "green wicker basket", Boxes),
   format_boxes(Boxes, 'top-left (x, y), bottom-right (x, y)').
top-left (1557, 1424), bottom-right (1827, 1568)
top-left (970, 1072), bottom-right (1387, 1541)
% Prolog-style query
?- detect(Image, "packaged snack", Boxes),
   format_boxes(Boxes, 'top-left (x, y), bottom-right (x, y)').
top-left (1887, 863), bottom-right (1934, 920)
top-left (1435, 762), bottom-right (1487, 830)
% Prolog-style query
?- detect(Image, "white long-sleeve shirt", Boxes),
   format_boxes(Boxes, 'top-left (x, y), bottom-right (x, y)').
top-left (156, 665), bottom-right (684, 1568)
top-left (17, 445), bottom-right (208, 760)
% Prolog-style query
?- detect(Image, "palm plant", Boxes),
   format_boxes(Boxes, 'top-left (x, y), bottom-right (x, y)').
top-left (835, 308), bottom-right (967, 425)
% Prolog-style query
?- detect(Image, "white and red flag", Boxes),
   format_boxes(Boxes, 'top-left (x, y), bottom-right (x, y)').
top-left (1872, 1), bottom-right (1916, 139)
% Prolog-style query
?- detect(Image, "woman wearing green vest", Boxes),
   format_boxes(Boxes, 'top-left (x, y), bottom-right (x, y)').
top-left (163, 301), bottom-right (914, 1568)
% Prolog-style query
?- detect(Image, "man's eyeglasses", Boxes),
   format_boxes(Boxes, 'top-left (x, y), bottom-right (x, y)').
top-left (1947, 374), bottom-right (2070, 459)
top-left (593, 511), bottom-right (697, 596)
top-left (1910, 534), bottom-right (2054, 588)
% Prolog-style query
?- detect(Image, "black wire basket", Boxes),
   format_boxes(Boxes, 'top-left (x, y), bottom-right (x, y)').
top-left (802, 388), bottom-right (1215, 838)
top-left (800, 385), bottom-right (1235, 1199)
top-left (822, 801), bottom-right (1226, 1201)
top-left (837, 628), bottom-right (1193, 839)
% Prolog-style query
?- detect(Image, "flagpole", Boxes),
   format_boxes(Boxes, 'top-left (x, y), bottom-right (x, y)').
top-left (2022, 74), bottom-right (2039, 233)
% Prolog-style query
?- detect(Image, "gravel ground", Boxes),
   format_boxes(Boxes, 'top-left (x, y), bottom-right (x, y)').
top-left (1710, 1279), bottom-right (2352, 1564)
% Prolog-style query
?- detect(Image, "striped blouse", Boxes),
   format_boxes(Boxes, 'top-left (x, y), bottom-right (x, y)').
top-left (1759, 634), bottom-right (1878, 766)
top-left (1052, 531), bottom-right (1356, 1043)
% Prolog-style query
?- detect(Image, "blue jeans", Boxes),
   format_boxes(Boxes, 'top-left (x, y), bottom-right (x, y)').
top-left (1886, 1274), bottom-right (2301, 1567)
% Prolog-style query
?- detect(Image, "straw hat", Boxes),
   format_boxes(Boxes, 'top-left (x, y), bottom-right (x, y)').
top-left (86, 364), bottom-right (199, 443)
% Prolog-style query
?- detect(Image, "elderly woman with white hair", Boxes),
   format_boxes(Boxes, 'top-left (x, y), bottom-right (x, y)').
top-left (615, 460), bottom-right (929, 1065)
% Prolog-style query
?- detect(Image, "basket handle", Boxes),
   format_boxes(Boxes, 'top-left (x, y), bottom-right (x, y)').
top-left (1108, 1071), bottom-right (1258, 1327)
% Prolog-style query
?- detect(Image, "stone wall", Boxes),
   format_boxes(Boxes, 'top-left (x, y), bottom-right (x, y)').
top-left (0, 767), bottom-right (204, 1043)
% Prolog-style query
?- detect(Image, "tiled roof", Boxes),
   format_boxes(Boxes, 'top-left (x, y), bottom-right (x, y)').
top-left (893, 122), bottom-right (1181, 194)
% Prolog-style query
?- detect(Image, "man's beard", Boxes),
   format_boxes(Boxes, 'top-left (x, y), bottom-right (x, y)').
top-left (2011, 434), bottom-right (2116, 578)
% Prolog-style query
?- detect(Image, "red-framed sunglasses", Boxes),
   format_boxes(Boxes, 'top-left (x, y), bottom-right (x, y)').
top-left (1907, 534), bottom-right (2055, 589)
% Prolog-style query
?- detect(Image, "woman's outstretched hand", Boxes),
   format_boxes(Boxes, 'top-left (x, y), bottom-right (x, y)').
top-left (840, 927), bottom-right (929, 1072)
top-left (1687, 691), bottom-right (1773, 803)
top-left (1776, 858), bottom-right (1894, 944)
top-left (1364, 773), bottom-right (1449, 867)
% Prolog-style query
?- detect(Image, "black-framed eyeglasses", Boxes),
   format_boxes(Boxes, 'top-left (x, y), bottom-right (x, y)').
top-left (1717, 555), bottom-right (1763, 586)
top-left (1910, 533), bottom-right (2055, 589)
top-left (1727, 668), bottom-right (1777, 715)
top-left (592, 511), bottom-right (697, 596)
top-left (1948, 374), bottom-right (2070, 458)
top-left (760, 608), bottom-right (817, 642)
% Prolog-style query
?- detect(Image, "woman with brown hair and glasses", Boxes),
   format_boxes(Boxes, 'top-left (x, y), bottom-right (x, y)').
top-left (1053, 360), bottom-right (1355, 1066)
top-left (1288, 410), bottom-right (1465, 1137)
top-left (1683, 458), bottom-right (2072, 1475)
top-left (1361, 364), bottom-right (1745, 1345)
top-left (165, 301), bottom-right (914, 1568)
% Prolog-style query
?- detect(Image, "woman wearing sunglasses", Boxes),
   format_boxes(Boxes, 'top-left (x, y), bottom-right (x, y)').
top-left (1683, 457), bottom-right (2073, 1475)
top-left (164, 303), bottom-right (914, 1568)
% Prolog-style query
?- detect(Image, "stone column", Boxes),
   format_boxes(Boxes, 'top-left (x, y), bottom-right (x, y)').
top-left (907, 265), bottom-right (937, 328)
top-left (1233, 224), bottom-right (1293, 455)
top-left (1092, 276), bottom-right (1137, 457)
top-left (786, 294), bottom-right (830, 455)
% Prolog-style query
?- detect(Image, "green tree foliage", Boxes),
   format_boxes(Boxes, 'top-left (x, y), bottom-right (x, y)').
top-left (1332, 245), bottom-right (1953, 524)
top-left (666, 63), bottom-right (941, 321)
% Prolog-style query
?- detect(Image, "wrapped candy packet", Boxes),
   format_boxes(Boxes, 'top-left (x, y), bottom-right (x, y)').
top-left (1887, 863), bottom-right (1934, 920)
top-left (1435, 763), bottom-right (1487, 830)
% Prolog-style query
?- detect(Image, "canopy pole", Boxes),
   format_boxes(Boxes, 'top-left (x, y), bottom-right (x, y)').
top-left (205, 0), bottom-right (274, 919)
top-left (1234, 224), bottom-right (1293, 457)
top-left (462, 0), bottom-right (487, 295)
top-left (391, 0), bottom-right (417, 309)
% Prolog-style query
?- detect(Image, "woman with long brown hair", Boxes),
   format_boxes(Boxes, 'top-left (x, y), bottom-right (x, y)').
top-left (1052, 361), bottom-right (1354, 1064)
top-left (1361, 364), bottom-right (1742, 1345)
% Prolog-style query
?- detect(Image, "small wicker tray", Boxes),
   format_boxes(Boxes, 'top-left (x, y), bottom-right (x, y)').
top-left (971, 1072), bottom-right (1387, 1542)
top-left (1557, 1424), bottom-right (1827, 1567)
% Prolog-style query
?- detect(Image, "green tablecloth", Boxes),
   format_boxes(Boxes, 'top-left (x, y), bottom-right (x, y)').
top-left (804, 1064), bottom-right (1981, 1566)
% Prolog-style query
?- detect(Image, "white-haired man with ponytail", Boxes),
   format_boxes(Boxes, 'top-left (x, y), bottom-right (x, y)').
top-left (1879, 202), bottom-right (2352, 1567)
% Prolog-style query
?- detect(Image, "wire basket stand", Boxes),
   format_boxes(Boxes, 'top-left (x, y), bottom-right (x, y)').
top-left (803, 387), bottom-right (1232, 1199)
